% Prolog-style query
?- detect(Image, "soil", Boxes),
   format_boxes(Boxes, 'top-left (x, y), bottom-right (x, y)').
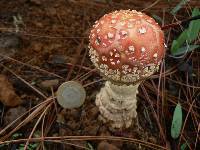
top-left (0, 0), bottom-right (200, 150)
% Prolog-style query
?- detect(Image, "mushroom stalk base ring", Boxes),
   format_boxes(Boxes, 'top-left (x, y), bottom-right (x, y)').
top-left (96, 81), bottom-right (139, 129)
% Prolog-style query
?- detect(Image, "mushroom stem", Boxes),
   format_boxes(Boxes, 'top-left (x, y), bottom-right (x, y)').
top-left (96, 81), bottom-right (140, 129)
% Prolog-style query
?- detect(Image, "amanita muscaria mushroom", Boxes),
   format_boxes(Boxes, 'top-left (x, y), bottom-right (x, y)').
top-left (89, 10), bottom-right (165, 129)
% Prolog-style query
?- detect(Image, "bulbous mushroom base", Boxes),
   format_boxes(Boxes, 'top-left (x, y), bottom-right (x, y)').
top-left (96, 81), bottom-right (139, 129)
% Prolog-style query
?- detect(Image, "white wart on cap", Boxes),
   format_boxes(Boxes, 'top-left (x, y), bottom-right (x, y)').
top-left (89, 10), bottom-right (165, 83)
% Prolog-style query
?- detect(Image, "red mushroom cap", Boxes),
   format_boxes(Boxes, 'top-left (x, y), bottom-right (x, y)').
top-left (89, 10), bottom-right (165, 84)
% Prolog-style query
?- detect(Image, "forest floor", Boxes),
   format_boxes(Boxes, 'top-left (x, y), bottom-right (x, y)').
top-left (0, 0), bottom-right (199, 150)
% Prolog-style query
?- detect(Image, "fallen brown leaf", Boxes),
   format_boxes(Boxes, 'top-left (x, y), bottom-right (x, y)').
top-left (0, 74), bottom-right (22, 107)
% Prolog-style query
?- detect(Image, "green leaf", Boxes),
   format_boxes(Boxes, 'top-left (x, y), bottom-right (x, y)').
top-left (0, 144), bottom-right (7, 148)
top-left (152, 14), bottom-right (162, 24)
top-left (29, 143), bottom-right (38, 149)
top-left (171, 30), bottom-right (189, 54)
top-left (171, 8), bottom-right (200, 55)
top-left (170, 0), bottom-right (190, 15)
top-left (171, 103), bottom-right (183, 139)
top-left (171, 40), bottom-right (180, 54)
top-left (175, 30), bottom-right (189, 47)
top-left (87, 142), bottom-right (95, 150)
top-left (12, 133), bottom-right (23, 139)
top-left (18, 144), bottom-right (25, 150)
top-left (172, 45), bottom-right (200, 56)
top-left (180, 142), bottom-right (188, 150)
top-left (187, 8), bottom-right (200, 43)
